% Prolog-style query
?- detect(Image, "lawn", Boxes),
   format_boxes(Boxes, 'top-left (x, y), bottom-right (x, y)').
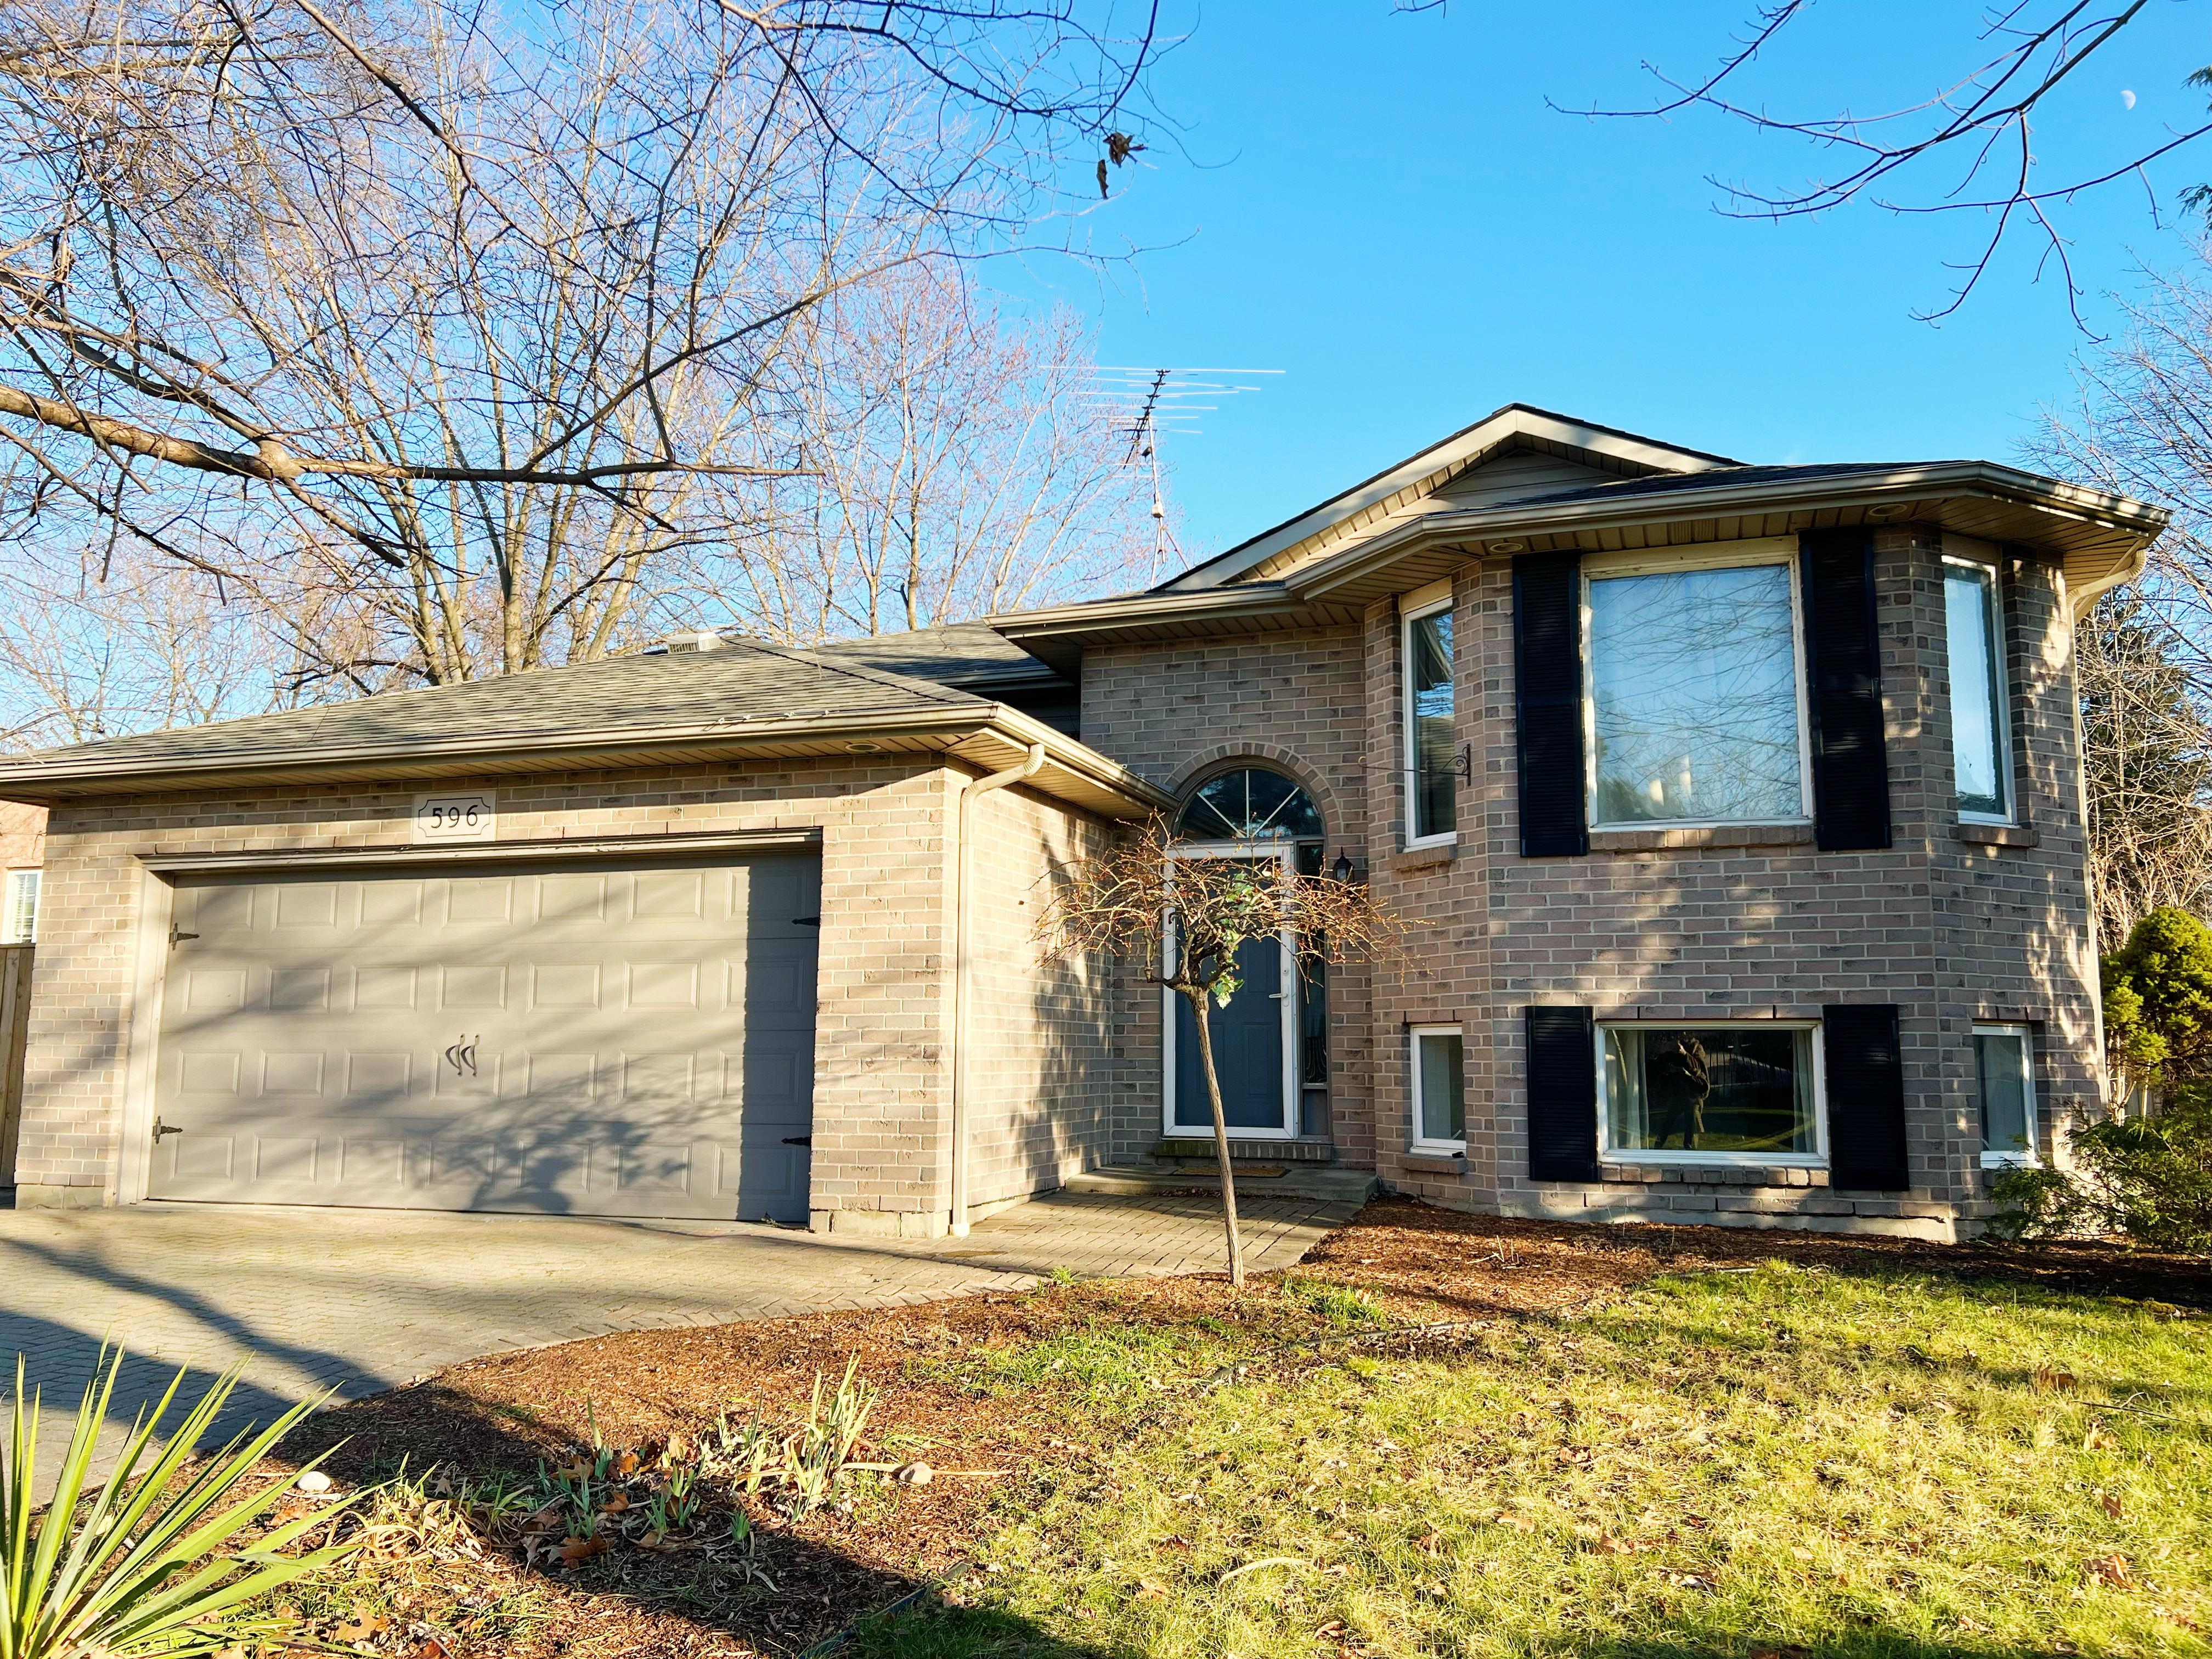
top-left (261, 1201), bottom-right (2210, 1659)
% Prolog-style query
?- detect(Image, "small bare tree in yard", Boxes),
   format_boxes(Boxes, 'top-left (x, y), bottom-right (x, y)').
top-left (1039, 823), bottom-right (1414, 1287)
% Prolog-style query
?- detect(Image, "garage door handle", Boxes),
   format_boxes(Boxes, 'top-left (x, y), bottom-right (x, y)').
top-left (782, 1136), bottom-right (812, 1147)
top-left (152, 1116), bottom-right (185, 1143)
top-left (792, 916), bottom-right (821, 927)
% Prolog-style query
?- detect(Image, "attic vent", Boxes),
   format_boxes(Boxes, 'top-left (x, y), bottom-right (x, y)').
top-left (662, 630), bottom-right (726, 653)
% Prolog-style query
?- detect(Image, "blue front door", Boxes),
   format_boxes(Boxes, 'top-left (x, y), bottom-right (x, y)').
top-left (1173, 932), bottom-right (1287, 1132)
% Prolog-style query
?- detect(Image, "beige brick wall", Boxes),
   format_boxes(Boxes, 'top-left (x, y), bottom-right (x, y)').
top-left (958, 777), bottom-right (1120, 1208)
top-left (0, 802), bottom-right (42, 872)
top-left (13, 757), bottom-right (984, 1226)
top-left (1081, 528), bottom-right (2104, 1241)
top-left (1079, 628), bottom-right (1375, 1163)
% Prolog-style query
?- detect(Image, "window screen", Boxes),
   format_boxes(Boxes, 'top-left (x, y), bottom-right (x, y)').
top-left (1406, 606), bottom-right (1456, 840)
top-left (1413, 1029), bottom-right (1465, 1146)
top-left (1587, 562), bottom-right (1805, 825)
top-left (1602, 1025), bottom-right (1819, 1158)
top-left (1944, 561), bottom-right (2010, 820)
top-left (1976, 1025), bottom-right (2036, 1163)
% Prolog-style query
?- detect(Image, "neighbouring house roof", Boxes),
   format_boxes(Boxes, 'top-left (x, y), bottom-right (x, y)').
top-left (0, 634), bottom-right (1167, 819)
top-left (806, 621), bottom-right (1067, 693)
top-left (990, 413), bottom-right (2171, 669)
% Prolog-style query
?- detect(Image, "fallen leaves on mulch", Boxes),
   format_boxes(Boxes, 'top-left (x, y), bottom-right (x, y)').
top-left (252, 1197), bottom-right (2208, 1657)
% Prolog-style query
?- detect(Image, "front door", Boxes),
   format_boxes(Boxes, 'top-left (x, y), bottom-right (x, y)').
top-left (1170, 932), bottom-right (1290, 1133)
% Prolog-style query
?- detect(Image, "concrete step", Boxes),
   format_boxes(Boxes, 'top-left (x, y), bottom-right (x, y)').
top-left (1064, 1164), bottom-right (1383, 1204)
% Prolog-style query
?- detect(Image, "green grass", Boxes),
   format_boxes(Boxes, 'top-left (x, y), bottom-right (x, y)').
top-left (855, 1263), bottom-right (2211, 1658)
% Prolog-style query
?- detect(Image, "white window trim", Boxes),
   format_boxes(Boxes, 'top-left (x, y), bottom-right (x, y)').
top-left (1, 868), bottom-right (37, 946)
top-left (1158, 841), bottom-right (1300, 1140)
top-left (1943, 555), bottom-right (2016, 827)
top-left (1401, 594), bottom-right (1458, 850)
top-left (1595, 1018), bottom-right (1829, 1167)
top-left (1579, 544), bottom-right (1816, 834)
top-left (1408, 1024), bottom-right (1466, 1153)
top-left (1974, 1022), bottom-right (2039, 1168)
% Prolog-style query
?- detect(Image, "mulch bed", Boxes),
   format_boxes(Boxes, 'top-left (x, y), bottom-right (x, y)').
top-left (263, 1199), bottom-right (2208, 1657)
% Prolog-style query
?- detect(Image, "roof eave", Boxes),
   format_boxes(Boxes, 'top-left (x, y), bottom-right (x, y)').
top-left (0, 704), bottom-right (1172, 821)
top-left (1283, 462), bottom-right (2169, 606)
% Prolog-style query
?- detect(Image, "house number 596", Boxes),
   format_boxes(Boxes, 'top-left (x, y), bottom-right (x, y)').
top-left (412, 791), bottom-right (497, 843)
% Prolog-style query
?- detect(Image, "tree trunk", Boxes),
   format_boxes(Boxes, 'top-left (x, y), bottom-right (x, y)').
top-left (1187, 988), bottom-right (1245, 1287)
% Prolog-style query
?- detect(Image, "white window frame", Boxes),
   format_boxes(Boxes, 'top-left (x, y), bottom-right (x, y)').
top-left (1, 868), bottom-right (37, 945)
top-left (1158, 841), bottom-right (1300, 1140)
top-left (1409, 1024), bottom-right (1466, 1153)
top-left (1595, 1018), bottom-right (1829, 1167)
top-left (1401, 590), bottom-right (1458, 849)
top-left (1580, 540), bottom-right (1815, 833)
top-left (1974, 1022), bottom-right (2039, 1169)
top-left (1943, 555), bottom-right (2015, 827)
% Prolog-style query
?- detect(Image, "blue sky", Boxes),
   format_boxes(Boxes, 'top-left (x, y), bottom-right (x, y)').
top-left (1012, 1), bottom-right (2212, 559)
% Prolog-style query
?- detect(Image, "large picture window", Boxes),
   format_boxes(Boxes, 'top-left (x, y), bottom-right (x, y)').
top-left (1403, 599), bottom-right (1456, 843)
top-left (1976, 1024), bottom-right (2037, 1166)
top-left (1944, 558), bottom-right (2011, 822)
top-left (1600, 1023), bottom-right (1822, 1163)
top-left (1585, 554), bottom-right (1808, 827)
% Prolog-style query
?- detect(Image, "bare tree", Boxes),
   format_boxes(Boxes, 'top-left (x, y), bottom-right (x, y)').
top-left (1037, 823), bottom-right (1413, 1286)
top-left (710, 266), bottom-right (1158, 642)
top-left (2075, 596), bottom-right (2212, 951)
top-left (1517, 2), bottom-right (2210, 319)
top-left (2030, 247), bottom-right (2212, 944)
top-left (0, 0), bottom-right (1168, 693)
top-left (0, 544), bottom-right (305, 748)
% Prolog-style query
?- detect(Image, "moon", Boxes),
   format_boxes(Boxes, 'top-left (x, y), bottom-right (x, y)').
top-left (2123, 88), bottom-right (2138, 110)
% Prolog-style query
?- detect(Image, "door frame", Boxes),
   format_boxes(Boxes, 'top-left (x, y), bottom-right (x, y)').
top-left (1159, 840), bottom-right (1299, 1139)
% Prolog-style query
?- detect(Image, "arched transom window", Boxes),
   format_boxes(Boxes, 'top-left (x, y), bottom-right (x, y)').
top-left (1175, 768), bottom-right (1323, 844)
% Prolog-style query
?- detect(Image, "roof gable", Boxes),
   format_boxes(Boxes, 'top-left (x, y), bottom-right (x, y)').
top-left (1161, 403), bottom-right (1739, 592)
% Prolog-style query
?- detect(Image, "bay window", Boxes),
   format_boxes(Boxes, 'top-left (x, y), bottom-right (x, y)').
top-left (1944, 557), bottom-right (2011, 822)
top-left (1584, 549), bottom-right (1810, 828)
top-left (1600, 1022), bottom-right (1823, 1163)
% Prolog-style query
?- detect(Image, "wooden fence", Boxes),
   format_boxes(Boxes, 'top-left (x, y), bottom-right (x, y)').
top-left (0, 945), bottom-right (31, 1184)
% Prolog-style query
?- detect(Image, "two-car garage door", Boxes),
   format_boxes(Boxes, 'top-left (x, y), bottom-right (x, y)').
top-left (148, 853), bottom-right (820, 1222)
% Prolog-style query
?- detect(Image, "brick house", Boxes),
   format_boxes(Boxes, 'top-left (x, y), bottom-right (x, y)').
top-left (0, 405), bottom-right (2166, 1241)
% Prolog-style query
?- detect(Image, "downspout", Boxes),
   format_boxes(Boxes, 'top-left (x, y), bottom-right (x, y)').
top-left (950, 742), bottom-right (1048, 1237)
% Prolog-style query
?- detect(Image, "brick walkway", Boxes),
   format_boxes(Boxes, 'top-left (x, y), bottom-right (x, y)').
top-left (0, 1190), bottom-right (1351, 1488)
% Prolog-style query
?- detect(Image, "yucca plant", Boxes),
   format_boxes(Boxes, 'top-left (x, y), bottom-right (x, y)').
top-left (2, 1346), bottom-right (358, 1658)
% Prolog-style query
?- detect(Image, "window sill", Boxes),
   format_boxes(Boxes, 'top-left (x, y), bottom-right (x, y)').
top-left (1980, 1152), bottom-right (2038, 1170)
top-left (1392, 842), bottom-right (1458, 874)
top-left (1401, 1149), bottom-right (1466, 1176)
top-left (1601, 1160), bottom-right (1830, 1189)
top-left (1588, 823), bottom-right (1815, 853)
top-left (1954, 822), bottom-right (2039, 849)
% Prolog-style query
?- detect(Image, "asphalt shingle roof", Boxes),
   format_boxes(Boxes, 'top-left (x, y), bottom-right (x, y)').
top-left (808, 622), bottom-right (1062, 687)
top-left (1497, 461), bottom-right (1959, 509)
top-left (5, 637), bottom-right (991, 774)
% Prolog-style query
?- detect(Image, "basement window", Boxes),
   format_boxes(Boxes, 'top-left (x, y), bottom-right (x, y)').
top-left (1410, 1026), bottom-right (1465, 1151)
top-left (1600, 1022), bottom-right (1824, 1164)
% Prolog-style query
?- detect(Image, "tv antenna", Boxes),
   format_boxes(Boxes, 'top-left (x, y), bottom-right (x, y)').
top-left (1088, 365), bottom-right (1281, 557)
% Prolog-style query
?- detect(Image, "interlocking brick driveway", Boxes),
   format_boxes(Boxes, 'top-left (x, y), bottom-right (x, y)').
top-left (0, 1190), bottom-right (1351, 1487)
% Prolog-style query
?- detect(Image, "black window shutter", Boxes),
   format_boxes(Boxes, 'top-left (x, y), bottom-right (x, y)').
top-left (1823, 1004), bottom-right (1909, 1190)
top-left (1513, 551), bottom-right (1587, 857)
top-left (1525, 1005), bottom-right (1599, 1182)
top-left (1799, 529), bottom-right (1892, 850)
